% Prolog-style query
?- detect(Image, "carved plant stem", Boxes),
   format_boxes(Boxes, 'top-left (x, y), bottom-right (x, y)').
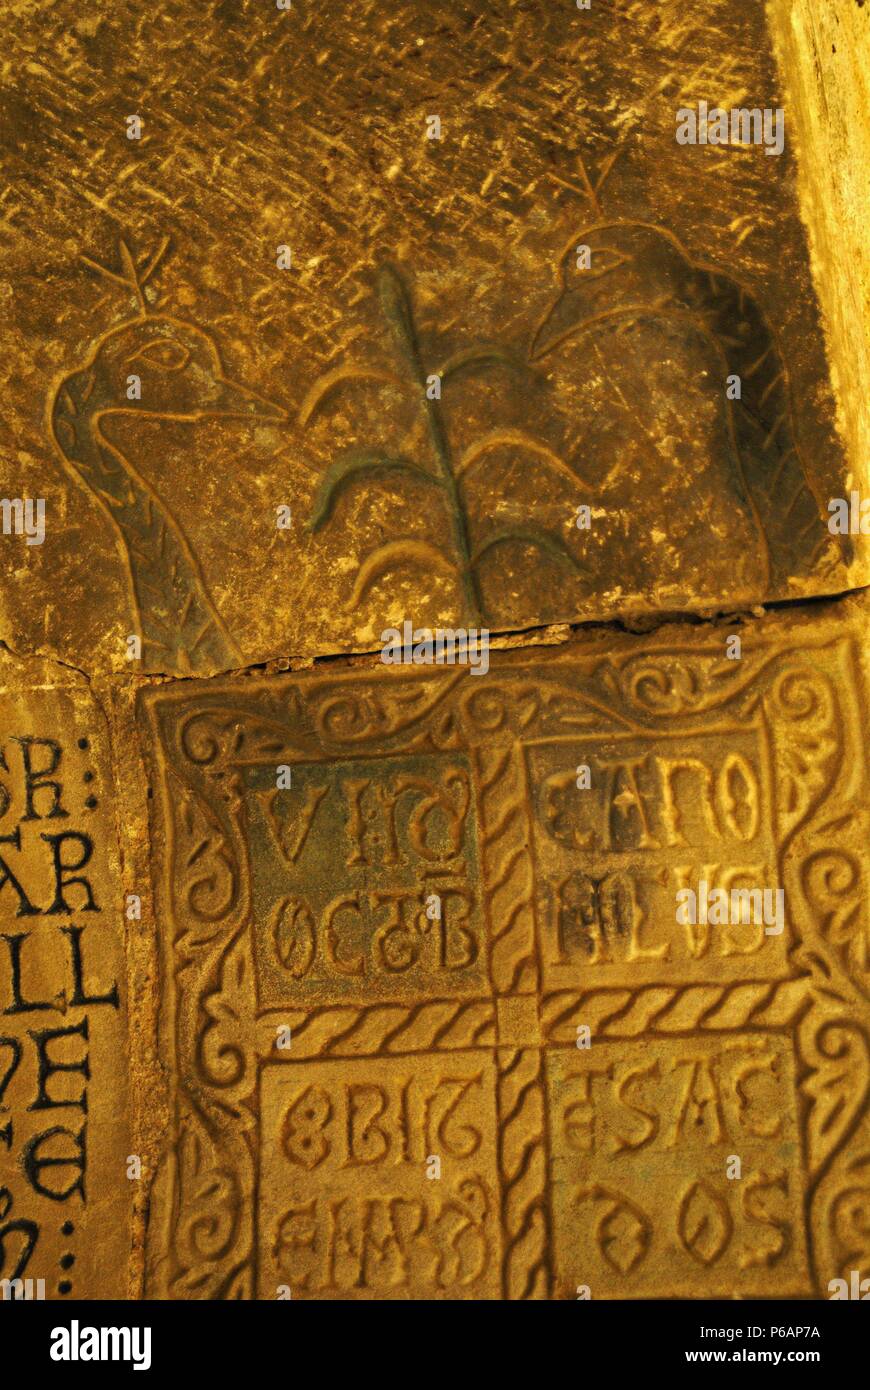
top-left (378, 266), bottom-right (482, 624)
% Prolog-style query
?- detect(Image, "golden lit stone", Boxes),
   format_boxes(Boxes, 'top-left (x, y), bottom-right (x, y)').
top-left (0, 655), bottom-right (130, 1299)
top-left (0, 1), bottom-right (867, 677)
top-left (0, 0), bottom-right (867, 1306)
top-left (137, 595), bottom-right (870, 1298)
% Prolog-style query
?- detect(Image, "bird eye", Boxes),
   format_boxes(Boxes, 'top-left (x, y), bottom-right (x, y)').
top-left (129, 339), bottom-right (190, 371)
top-left (571, 247), bottom-right (630, 280)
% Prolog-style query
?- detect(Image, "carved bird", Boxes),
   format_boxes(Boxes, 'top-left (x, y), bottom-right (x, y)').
top-left (51, 312), bottom-right (285, 673)
top-left (530, 220), bottom-right (840, 587)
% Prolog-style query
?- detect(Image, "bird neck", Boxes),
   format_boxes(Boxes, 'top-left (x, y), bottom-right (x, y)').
top-left (53, 375), bottom-right (145, 513)
top-left (51, 367), bottom-right (241, 674)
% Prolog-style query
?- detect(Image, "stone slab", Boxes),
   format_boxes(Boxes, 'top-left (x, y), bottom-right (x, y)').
top-left (0, 655), bottom-right (131, 1300)
top-left (138, 594), bottom-right (870, 1298)
top-left (0, 0), bottom-right (866, 676)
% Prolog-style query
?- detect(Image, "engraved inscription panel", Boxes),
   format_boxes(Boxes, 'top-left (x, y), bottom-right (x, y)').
top-left (547, 1037), bottom-right (809, 1298)
top-left (258, 1053), bottom-right (501, 1299)
top-left (246, 753), bottom-right (485, 1004)
top-left (529, 725), bottom-right (785, 989)
top-left (0, 669), bottom-right (130, 1300)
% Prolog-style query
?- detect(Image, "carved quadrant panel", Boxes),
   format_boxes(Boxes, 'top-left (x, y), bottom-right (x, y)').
top-left (139, 599), bottom-right (870, 1299)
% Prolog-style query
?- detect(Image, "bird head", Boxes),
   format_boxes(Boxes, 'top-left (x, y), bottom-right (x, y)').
top-left (530, 221), bottom-right (695, 361)
top-left (55, 315), bottom-right (285, 426)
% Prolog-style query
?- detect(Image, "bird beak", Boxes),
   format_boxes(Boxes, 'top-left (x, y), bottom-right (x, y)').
top-left (205, 376), bottom-right (287, 421)
top-left (529, 287), bottom-right (587, 362)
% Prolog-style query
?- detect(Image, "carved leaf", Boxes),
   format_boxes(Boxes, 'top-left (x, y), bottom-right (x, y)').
top-left (800, 850), bottom-right (868, 1000)
top-left (309, 451), bottom-right (444, 531)
top-left (174, 1114), bottom-right (241, 1284)
top-left (473, 526), bottom-right (586, 575)
top-left (345, 539), bottom-right (459, 611)
top-left (457, 430), bottom-right (584, 489)
top-left (438, 346), bottom-right (528, 386)
top-left (298, 366), bottom-right (403, 428)
top-left (801, 1013), bottom-right (870, 1178)
top-left (378, 263), bottom-right (421, 374)
top-left (197, 935), bottom-right (258, 1107)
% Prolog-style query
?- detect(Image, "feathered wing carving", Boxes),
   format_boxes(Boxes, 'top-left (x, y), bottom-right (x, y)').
top-left (693, 267), bottom-right (845, 582)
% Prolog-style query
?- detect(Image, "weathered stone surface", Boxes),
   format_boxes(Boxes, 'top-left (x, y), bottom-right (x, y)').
top-left (0, 0), bottom-right (866, 677)
top-left (1, 0), bottom-right (868, 1308)
top-left (137, 595), bottom-right (870, 1298)
top-left (0, 655), bottom-right (130, 1299)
